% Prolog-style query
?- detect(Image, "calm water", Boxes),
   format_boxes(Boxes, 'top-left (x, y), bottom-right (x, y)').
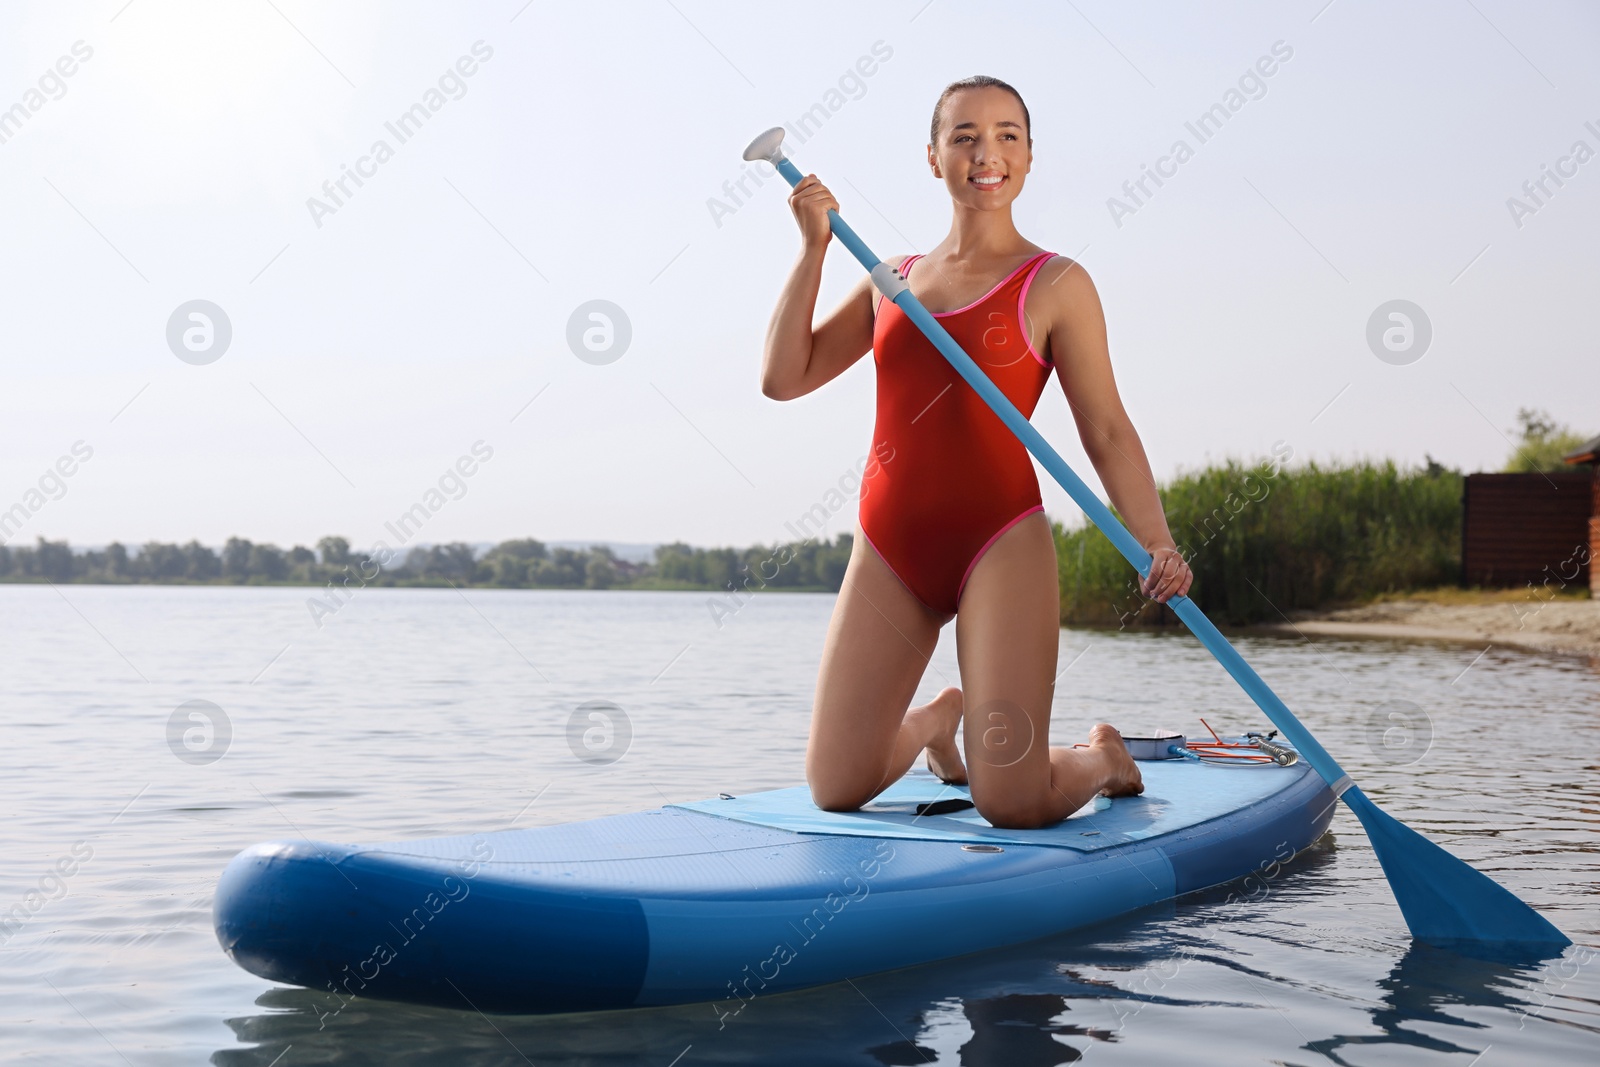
top-left (2, 585), bottom-right (1595, 1065)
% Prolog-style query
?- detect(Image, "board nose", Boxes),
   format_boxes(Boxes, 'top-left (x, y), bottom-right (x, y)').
top-left (214, 839), bottom-right (652, 1013)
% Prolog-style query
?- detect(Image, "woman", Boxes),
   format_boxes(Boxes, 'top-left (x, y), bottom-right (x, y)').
top-left (760, 76), bottom-right (1192, 829)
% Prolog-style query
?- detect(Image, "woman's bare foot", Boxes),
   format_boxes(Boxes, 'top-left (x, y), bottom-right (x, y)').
top-left (911, 687), bottom-right (968, 785)
top-left (1088, 723), bottom-right (1144, 797)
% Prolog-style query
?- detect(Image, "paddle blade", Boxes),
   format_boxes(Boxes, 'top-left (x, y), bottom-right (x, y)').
top-left (1343, 786), bottom-right (1569, 952)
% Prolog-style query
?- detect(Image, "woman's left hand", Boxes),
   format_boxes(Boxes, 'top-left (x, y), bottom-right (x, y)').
top-left (1140, 546), bottom-right (1192, 604)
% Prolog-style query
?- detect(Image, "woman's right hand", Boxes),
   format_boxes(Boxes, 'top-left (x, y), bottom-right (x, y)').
top-left (787, 174), bottom-right (838, 252)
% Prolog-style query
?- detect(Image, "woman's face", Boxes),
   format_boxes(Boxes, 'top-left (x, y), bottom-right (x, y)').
top-left (928, 87), bottom-right (1032, 210)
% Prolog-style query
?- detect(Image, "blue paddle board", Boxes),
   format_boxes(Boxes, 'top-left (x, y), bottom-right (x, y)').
top-left (214, 752), bottom-right (1333, 1014)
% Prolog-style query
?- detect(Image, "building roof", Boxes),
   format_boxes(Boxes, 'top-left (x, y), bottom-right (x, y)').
top-left (1563, 433), bottom-right (1600, 466)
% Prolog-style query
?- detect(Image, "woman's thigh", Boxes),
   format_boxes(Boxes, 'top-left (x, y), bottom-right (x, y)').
top-left (954, 511), bottom-right (1062, 825)
top-left (807, 527), bottom-right (948, 810)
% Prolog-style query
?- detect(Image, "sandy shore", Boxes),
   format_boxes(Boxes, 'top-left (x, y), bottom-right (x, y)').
top-left (1256, 593), bottom-right (1600, 657)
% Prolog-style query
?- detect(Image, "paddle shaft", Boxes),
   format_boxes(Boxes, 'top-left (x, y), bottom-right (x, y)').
top-left (771, 156), bottom-right (1352, 795)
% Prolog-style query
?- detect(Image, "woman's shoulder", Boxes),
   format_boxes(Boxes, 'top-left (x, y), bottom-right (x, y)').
top-left (1022, 255), bottom-right (1103, 346)
top-left (1029, 254), bottom-right (1097, 302)
top-left (1032, 252), bottom-right (1087, 279)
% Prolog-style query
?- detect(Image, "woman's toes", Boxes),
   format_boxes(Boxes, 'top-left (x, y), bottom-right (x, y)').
top-left (925, 744), bottom-right (968, 785)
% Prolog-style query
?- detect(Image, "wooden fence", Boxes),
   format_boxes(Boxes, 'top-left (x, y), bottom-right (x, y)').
top-left (1461, 472), bottom-right (1592, 588)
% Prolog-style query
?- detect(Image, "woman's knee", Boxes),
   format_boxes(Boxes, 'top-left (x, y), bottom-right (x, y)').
top-left (970, 788), bottom-right (1054, 830)
top-left (807, 777), bottom-right (872, 813)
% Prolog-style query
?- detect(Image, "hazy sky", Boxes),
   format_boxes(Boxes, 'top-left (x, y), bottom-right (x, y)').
top-left (2, 0), bottom-right (1595, 554)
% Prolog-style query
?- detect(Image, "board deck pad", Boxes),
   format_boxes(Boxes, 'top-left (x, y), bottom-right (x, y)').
top-left (672, 759), bottom-right (1307, 852)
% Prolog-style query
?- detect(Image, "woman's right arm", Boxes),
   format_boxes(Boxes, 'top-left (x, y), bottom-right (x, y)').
top-left (760, 175), bottom-right (882, 401)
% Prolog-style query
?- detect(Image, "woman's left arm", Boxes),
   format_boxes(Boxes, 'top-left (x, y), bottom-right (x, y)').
top-left (1037, 259), bottom-right (1192, 604)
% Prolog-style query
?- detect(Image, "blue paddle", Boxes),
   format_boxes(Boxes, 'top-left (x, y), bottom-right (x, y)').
top-left (744, 127), bottom-right (1569, 952)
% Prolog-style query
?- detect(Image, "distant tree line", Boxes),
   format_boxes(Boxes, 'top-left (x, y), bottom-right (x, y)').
top-left (16, 432), bottom-right (1586, 615)
top-left (0, 533), bottom-right (857, 593)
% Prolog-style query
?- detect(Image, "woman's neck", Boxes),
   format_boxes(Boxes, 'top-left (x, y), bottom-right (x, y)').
top-left (937, 203), bottom-right (1028, 261)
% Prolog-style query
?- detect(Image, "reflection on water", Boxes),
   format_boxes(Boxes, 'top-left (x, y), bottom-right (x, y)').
top-left (1307, 943), bottom-right (1567, 1065)
top-left (892, 993), bottom-right (1114, 1066)
top-left (209, 899), bottom-right (1598, 1067)
top-left (0, 586), bottom-right (1595, 1065)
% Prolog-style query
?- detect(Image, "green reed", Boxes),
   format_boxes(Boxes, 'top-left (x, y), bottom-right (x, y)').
top-left (1055, 460), bottom-right (1463, 627)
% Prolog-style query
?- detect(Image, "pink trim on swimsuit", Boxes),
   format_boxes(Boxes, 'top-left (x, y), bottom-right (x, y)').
top-left (1017, 254), bottom-right (1056, 367)
top-left (955, 503), bottom-right (1046, 607)
top-left (902, 253), bottom-right (1050, 318)
top-left (857, 521), bottom-right (940, 615)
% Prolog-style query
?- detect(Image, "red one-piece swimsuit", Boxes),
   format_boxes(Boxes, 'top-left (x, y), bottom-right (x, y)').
top-left (859, 251), bottom-right (1058, 615)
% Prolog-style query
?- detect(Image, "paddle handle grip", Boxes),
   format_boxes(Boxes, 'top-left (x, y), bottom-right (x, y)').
top-left (768, 153), bottom-right (1352, 793)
